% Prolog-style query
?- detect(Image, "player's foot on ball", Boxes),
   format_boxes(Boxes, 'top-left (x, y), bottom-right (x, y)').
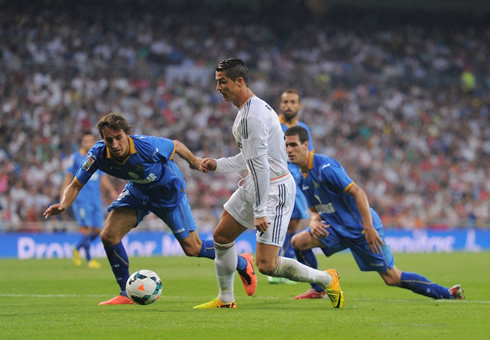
top-left (238, 253), bottom-right (257, 296)
top-left (325, 269), bottom-right (344, 308)
top-left (193, 298), bottom-right (236, 309)
top-left (87, 259), bottom-right (102, 269)
top-left (72, 248), bottom-right (82, 267)
top-left (293, 288), bottom-right (326, 300)
top-left (98, 295), bottom-right (135, 305)
top-left (449, 284), bottom-right (465, 299)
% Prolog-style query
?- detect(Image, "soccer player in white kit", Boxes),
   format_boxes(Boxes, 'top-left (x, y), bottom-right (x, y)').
top-left (194, 58), bottom-right (344, 309)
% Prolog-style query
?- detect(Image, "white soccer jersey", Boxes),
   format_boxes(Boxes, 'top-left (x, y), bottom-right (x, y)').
top-left (216, 96), bottom-right (289, 218)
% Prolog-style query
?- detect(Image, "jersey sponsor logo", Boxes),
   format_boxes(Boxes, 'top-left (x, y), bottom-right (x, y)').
top-left (82, 155), bottom-right (95, 171)
top-left (130, 173), bottom-right (157, 184)
top-left (128, 171), bottom-right (139, 179)
top-left (316, 202), bottom-right (336, 214)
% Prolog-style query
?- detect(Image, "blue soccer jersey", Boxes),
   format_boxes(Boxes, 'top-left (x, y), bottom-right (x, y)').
top-left (75, 135), bottom-right (185, 209)
top-left (280, 116), bottom-right (314, 220)
top-left (67, 150), bottom-right (103, 205)
top-left (299, 152), bottom-right (383, 237)
top-left (66, 150), bottom-right (104, 227)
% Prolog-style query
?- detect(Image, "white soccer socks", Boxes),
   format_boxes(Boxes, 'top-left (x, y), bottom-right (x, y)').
top-left (214, 241), bottom-right (238, 304)
top-left (273, 257), bottom-right (333, 288)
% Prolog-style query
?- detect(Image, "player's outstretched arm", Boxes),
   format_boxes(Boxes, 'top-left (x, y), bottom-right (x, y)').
top-left (43, 179), bottom-right (83, 219)
top-left (173, 140), bottom-right (204, 171)
top-left (345, 183), bottom-right (384, 254)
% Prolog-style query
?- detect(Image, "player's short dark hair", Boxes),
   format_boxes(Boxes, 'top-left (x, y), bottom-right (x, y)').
top-left (285, 126), bottom-right (309, 144)
top-left (96, 113), bottom-right (132, 138)
top-left (80, 130), bottom-right (95, 142)
top-left (282, 89), bottom-right (301, 102)
top-left (216, 58), bottom-right (249, 86)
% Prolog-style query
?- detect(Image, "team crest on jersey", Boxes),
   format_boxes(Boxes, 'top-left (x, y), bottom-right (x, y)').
top-left (237, 142), bottom-right (243, 149)
top-left (82, 155), bottom-right (95, 171)
top-left (313, 180), bottom-right (320, 188)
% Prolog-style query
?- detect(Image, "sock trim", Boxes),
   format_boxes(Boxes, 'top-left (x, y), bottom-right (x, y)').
top-left (112, 249), bottom-right (129, 266)
top-left (214, 241), bottom-right (235, 250)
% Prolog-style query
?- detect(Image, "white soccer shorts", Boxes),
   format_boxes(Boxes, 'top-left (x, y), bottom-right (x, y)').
top-left (224, 172), bottom-right (296, 247)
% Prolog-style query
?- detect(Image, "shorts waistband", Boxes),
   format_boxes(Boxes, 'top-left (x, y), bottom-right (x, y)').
top-left (270, 171), bottom-right (292, 184)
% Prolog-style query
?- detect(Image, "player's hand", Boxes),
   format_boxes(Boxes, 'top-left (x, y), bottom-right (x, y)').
top-left (310, 220), bottom-right (330, 239)
top-left (200, 158), bottom-right (217, 173)
top-left (364, 227), bottom-right (384, 254)
top-left (43, 204), bottom-right (66, 219)
top-left (254, 217), bottom-right (269, 234)
top-left (189, 156), bottom-right (204, 171)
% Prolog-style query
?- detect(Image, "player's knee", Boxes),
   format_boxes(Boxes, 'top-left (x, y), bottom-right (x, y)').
top-left (381, 273), bottom-right (400, 287)
top-left (291, 233), bottom-right (308, 250)
top-left (212, 229), bottom-right (231, 245)
top-left (256, 259), bottom-right (276, 276)
top-left (99, 230), bottom-right (119, 246)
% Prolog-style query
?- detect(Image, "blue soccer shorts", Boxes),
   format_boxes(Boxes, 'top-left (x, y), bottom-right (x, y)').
top-left (72, 201), bottom-right (104, 228)
top-left (312, 226), bottom-right (395, 272)
top-left (108, 184), bottom-right (197, 240)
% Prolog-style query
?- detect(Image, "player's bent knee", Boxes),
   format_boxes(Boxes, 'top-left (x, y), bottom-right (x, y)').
top-left (256, 261), bottom-right (276, 276)
top-left (291, 233), bottom-right (309, 250)
top-left (99, 230), bottom-right (120, 246)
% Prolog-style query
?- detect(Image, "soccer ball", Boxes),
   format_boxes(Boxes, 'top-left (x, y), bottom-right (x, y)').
top-left (126, 269), bottom-right (162, 305)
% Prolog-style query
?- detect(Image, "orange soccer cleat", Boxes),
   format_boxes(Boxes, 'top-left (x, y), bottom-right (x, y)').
top-left (98, 295), bottom-right (135, 305)
top-left (238, 253), bottom-right (257, 296)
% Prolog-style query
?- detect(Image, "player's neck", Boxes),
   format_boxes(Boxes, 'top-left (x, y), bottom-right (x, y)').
top-left (234, 89), bottom-right (254, 109)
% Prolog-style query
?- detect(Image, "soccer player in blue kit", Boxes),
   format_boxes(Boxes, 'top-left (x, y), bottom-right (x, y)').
top-left (44, 113), bottom-right (256, 305)
top-left (285, 126), bottom-right (464, 300)
top-left (60, 131), bottom-right (118, 269)
top-left (269, 89), bottom-right (317, 286)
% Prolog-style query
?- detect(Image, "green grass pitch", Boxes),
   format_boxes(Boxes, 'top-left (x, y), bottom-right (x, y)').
top-left (1, 252), bottom-right (489, 339)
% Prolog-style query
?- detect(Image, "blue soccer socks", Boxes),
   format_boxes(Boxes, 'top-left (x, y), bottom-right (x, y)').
top-left (294, 248), bottom-right (324, 292)
top-left (282, 232), bottom-right (297, 259)
top-left (198, 240), bottom-right (216, 259)
top-left (104, 242), bottom-right (130, 295)
top-left (400, 272), bottom-right (452, 299)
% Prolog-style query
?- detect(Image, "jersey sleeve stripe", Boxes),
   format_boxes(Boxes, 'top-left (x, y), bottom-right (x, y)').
top-left (74, 177), bottom-right (84, 187)
top-left (247, 159), bottom-right (261, 206)
top-left (344, 181), bottom-right (354, 192)
top-left (169, 141), bottom-right (177, 160)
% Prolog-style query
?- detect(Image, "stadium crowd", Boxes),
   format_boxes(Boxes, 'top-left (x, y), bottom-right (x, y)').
top-left (0, 3), bottom-right (488, 232)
